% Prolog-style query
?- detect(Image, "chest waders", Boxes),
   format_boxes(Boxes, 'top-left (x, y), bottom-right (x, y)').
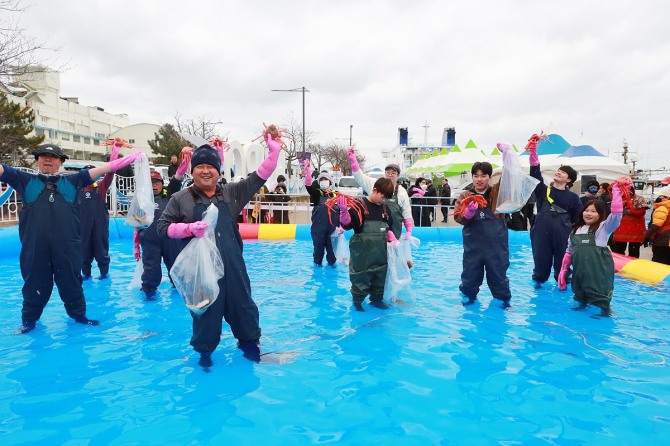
top-left (19, 181), bottom-right (87, 322)
top-left (187, 191), bottom-right (261, 354)
top-left (78, 187), bottom-right (110, 277)
top-left (139, 193), bottom-right (183, 293)
top-left (349, 219), bottom-right (389, 303)
top-left (386, 191), bottom-right (403, 239)
top-left (459, 206), bottom-right (511, 302)
top-left (311, 192), bottom-right (337, 266)
top-left (530, 197), bottom-right (573, 283)
top-left (570, 232), bottom-right (614, 311)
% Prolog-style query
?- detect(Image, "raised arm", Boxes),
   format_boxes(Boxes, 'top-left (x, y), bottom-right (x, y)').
top-left (348, 147), bottom-right (375, 194)
top-left (89, 151), bottom-right (146, 179)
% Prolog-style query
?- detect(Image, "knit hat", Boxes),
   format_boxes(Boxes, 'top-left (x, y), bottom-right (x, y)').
top-left (586, 180), bottom-right (599, 189)
top-left (657, 186), bottom-right (670, 198)
top-left (190, 144), bottom-right (221, 173)
top-left (318, 172), bottom-right (333, 183)
top-left (385, 163), bottom-right (401, 174)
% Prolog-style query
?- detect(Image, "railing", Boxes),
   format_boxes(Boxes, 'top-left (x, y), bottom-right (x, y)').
top-left (1, 173), bottom-right (461, 227)
top-left (0, 167), bottom-right (37, 223)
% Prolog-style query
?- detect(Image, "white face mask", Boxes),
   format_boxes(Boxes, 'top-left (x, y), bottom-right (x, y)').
top-left (420, 184), bottom-right (427, 191)
top-left (319, 180), bottom-right (330, 190)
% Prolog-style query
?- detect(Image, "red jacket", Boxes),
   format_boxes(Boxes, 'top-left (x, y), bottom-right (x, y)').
top-left (613, 194), bottom-right (647, 243)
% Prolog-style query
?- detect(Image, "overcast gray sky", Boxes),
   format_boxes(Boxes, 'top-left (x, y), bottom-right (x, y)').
top-left (19, 0), bottom-right (670, 170)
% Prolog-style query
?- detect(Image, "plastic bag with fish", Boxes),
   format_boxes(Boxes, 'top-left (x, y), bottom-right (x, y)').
top-left (495, 142), bottom-right (540, 214)
top-left (170, 204), bottom-right (225, 315)
top-left (124, 155), bottom-right (155, 228)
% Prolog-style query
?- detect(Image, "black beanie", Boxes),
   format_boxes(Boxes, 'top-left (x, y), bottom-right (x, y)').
top-left (191, 144), bottom-right (221, 173)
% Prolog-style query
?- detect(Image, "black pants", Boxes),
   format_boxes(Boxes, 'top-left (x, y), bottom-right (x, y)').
top-left (652, 245), bottom-right (670, 265)
top-left (611, 241), bottom-right (641, 258)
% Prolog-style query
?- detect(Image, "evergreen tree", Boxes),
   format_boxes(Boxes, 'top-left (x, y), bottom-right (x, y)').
top-left (0, 92), bottom-right (44, 166)
top-left (147, 123), bottom-right (189, 164)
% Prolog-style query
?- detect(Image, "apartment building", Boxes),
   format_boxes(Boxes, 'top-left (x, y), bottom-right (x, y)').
top-left (9, 66), bottom-right (130, 161)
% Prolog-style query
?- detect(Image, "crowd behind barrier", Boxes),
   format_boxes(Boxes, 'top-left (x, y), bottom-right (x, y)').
top-left (0, 172), bottom-right (462, 225)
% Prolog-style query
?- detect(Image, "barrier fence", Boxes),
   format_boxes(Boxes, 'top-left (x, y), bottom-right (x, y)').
top-left (0, 171), bottom-right (458, 226)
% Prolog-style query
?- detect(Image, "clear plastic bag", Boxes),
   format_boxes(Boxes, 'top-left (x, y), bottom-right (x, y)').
top-left (127, 260), bottom-right (143, 290)
top-left (170, 204), bottom-right (225, 316)
top-left (125, 156), bottom-right (155, 228)
top-left (384, 236), bottom-right (420, 303)
top-left (495, 142), bottom-right (540, 214)
top-left (333, 229), bottom-right (350, 265)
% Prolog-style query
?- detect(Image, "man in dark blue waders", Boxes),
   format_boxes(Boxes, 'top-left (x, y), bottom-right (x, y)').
top-left (454, 160), bottom-right (512, 309)
top-left (78, 139), bottom-right (125, 280)
top-left (303, 162), bottom-right (338, 267)
top-left (133, 170), bottom-right (184, 300)
top-left (158, 137), bottom-right (280, 368)
top-left (0, 143), bottom-right (146, 333)
top-left (526, 134), bottom-right (582, 288)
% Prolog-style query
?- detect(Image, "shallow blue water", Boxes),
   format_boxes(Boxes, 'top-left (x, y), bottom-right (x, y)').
top-left (0, 235), bottom-right (669, 445)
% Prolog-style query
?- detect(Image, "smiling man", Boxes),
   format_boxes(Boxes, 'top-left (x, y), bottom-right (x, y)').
top-left (454, 158), bottom-right (512, 309)
top-left (0, 143), bottom-right (145, 333)
top-left (526, 137), bottom-right (582, 288)
top-left (158, 139), bottom-right (280, 367)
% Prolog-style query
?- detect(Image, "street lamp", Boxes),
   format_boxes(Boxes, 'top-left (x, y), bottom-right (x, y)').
top-left (271, 87), bottom-right (309, 152)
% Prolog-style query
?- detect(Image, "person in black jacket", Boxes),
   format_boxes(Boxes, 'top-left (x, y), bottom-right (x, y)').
top-left (425, 179), bottom-right (438, 223)
top-left (302, 162), bottom-right (338, 267)
top-left (408, 177), bottom-right (429, 227)
top-left (133, 170), bottom-right (184, 300)
top-left (268, 177), bottom-right (291, 224)
top-left (439, 178), bottom-right (451, 222)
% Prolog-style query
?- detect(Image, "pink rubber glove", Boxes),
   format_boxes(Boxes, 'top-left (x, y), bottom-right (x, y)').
top-left (133, 230), bottom-right (141, 261)
top-left (347, 147), bottom-right (360, 173)
top-left (387, 230), bottom-right (400, 248)
top-left (463, 201), bottom-right (479, 219)
top-left (167, 221), bottom-right (208, 239)
top-left (176, 148), bottom-right (192, 179)
top-left (337, 195), bottom-right (351, 225)
top-left (110, 141), bottom-right (121, 162)
top-left (610, 183), bottom-right (623, 214)
top-left (403, 218), bottom-right (413, 240)
top-left (557, 252), bottom-right (572, 291)
top-left (109, 152), bottom-right (146, 172)
top-left (303, 160), bottom-right (313, 186)
top-left (411, 189), bottom-right (426, 197)
top-left (211, 139), bottom-right (227, 170)
top-left (257, 134), bottom-right (281, 180)
top-left (526, 134), bottom-right (540, 166)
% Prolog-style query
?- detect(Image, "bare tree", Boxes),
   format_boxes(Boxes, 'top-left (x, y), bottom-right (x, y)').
top-left (272, 113), bottom-right (316, 179)
top-left (0, 0), bottom-right (63, 82)
top-left (174, 113), bottom-right (224, 141)
top-left (322, 142), bottom-right (366, 176)
top-left (306, 142), bottom-right (329, 174)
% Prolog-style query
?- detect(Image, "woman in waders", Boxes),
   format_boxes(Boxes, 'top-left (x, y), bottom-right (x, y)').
top-left (338, 178), bottom-right (398, 312)
top-left (557, 178), bottom-right (627, 317)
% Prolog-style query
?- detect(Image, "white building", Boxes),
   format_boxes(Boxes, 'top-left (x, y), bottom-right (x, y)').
top-left (8, 66), bottom-right (130, 161)
top-left (108, 123), bottom-right (161, 159)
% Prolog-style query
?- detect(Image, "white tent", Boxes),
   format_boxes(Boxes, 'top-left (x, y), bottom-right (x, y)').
top-left (406, 139), bottom-right (499, 183)
top-left (543, 144), bottom-right (630, 187)
top-left (517, 133), bottom-right (571, 170)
